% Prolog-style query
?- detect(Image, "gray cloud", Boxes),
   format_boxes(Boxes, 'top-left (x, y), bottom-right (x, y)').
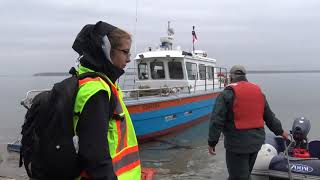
top-left (1, 0), bottom-right (320, 75)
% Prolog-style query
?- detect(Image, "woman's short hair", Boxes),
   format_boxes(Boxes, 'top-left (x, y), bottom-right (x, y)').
top-left (109, 28), bottom-right (131, 48)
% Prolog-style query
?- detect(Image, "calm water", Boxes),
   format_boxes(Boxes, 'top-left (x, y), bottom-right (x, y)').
top-left (0, 73), bottom-right (319, 179)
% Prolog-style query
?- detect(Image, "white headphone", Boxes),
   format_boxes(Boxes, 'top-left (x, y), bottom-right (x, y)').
top-left (101, 35), bottom-right (113, 64)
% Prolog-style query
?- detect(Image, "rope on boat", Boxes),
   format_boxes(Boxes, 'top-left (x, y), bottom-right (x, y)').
top-left (283, 134), bottom-right (294, 180)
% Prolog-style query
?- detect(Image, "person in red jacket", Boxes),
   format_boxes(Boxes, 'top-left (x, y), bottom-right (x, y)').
top-left (208, 65), bottom-right (289, 180)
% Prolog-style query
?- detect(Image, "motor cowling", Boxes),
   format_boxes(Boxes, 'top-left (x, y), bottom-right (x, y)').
top-left (289, 117), bottom-right (312, 158)
top-left (291, 117), bottom-right (311, 143)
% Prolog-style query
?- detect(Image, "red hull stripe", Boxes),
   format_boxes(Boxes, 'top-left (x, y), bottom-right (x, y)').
top-left (138, 114), bottom-right (210, 142)
top-left (127, 93), bottom-right (219, 114)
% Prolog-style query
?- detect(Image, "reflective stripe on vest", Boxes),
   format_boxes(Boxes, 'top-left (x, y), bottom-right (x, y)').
top-left (73, 72), bottom-right (141, 179)
top-left (102, 76), bottom-right (141, 177)
top-left (107, 82), bottom-right (128, 153)
top-left (228, 81), bottom-right (265, 129)
top-left (78, 77), bottom-right (100, 86)
top-left (112, 146), bottom-right (140, 176)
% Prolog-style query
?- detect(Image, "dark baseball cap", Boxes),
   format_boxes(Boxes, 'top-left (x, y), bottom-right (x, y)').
top-left (230, 65), bottom-right (246, 75)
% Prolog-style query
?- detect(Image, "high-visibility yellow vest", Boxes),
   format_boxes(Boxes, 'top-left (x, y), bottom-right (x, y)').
top-left (73, 66), bottom-right (141, 180)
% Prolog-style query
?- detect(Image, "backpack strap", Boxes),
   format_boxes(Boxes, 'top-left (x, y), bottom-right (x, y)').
top-left (73, 72), bottom-right (115, 135)
top-left (69, 67), bottom-right (77, 76)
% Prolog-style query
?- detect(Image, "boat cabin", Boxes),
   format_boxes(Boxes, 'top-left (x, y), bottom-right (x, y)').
top-left (135, 49), bottom-right (225, 92)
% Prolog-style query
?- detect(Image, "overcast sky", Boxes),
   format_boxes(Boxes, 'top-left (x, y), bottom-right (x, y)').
top-left (1, 0), bottom-right (320, 75)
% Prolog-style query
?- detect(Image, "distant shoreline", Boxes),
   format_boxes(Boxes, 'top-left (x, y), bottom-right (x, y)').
top-left (31, 70), bottom-right (320, 76)
top-left (247, 70), bottom-right (320, 74)
top-left (33, 72), bottom-right (69, 76)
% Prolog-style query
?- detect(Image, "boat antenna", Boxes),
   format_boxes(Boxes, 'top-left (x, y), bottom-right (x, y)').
top-left (133, 0), bottom-right (138, 86)
top-left (134, 0), bottom-right (138, 56)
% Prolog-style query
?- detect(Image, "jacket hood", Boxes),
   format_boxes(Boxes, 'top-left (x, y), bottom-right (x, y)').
top-left (72, 21), bottom-right (124, 82)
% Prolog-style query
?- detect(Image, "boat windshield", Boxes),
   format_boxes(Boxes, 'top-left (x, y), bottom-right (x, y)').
top-left (206, 66), bottom-right (214, 80)
top-left (199, 64), bottom-right (206, 80)
top-left (168, 61), bottom-right (183, 79)
top-left (186, 62), bottom-right (198, 80)
top-left (138, 63), bottom-right (149, 80)
top-left (150, 61), bottom-right (165, 79)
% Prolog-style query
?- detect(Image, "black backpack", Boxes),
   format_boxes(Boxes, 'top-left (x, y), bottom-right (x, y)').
top-left (19, 69), bottom-right (103, 179)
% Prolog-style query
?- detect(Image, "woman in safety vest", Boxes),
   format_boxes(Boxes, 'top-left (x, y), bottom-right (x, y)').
top-left (72, 21), bottom-right (141, 180)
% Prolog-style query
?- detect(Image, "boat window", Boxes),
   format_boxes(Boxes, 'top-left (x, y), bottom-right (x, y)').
top-left (150, 61), bottom-right (165, 79)
top-left (168, 61), bottom-right (183, 79)
top-left (199, 64), bottom-right (206, 80)
top-left (206, 66), bottom-right (214, 80)
top-left (186, 62), bottom-right (197, 80)
top-left (138, 63), bottom-right (149, 80)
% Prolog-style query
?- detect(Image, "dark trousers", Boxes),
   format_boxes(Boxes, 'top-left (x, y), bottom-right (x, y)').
top-left (226, 150), bottom-right (258, 180)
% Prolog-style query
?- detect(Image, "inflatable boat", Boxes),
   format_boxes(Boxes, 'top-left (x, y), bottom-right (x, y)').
top-left (252, 117), bottom-right (320, 180)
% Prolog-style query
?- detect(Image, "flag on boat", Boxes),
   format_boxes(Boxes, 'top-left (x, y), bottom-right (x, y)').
top-left (192, 26), bottom-right (197, 43)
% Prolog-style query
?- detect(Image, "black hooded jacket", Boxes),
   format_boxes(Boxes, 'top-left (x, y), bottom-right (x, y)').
top-left (72, 21), bottom-right (124, 180)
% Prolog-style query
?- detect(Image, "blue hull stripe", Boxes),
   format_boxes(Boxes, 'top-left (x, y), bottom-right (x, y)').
top-left (131, 98), bottom-right (217, 136)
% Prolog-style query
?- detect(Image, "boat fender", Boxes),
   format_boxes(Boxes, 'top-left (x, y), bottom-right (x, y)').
top-left (259, 144), bottom-right (278, 157)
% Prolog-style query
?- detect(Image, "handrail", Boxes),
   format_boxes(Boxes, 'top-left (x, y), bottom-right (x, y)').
top-left (122, 85), bottom-right (194, 100)
top-left (121, 66), bottom-right (228, 99)
top-left (21, 67), bottom-right (229, 106)
top-left (122, 85), bottom-right (190, 93)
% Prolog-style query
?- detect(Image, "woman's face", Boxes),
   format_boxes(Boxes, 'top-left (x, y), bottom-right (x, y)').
top-left (111, 38), bottom-right (132, 69)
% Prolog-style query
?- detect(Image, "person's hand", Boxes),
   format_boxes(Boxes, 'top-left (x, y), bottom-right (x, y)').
top-left (281, 131), bottom-right (289, 140)
top-left (208, 146), bottom-right (216, 155)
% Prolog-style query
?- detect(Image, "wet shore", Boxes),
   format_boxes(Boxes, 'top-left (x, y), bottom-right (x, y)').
top-left (0, 122), bottom-right (228, 180)
top-left (141, 140), bottom-right (228, 179)
top-left (0, 144), bottom-right (28, 180)
top-left (0, 142), bottom-right (228, 180)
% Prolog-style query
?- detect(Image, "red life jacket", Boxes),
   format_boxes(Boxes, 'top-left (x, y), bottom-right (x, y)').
top-left (228, 81), bottom-right (265, 129)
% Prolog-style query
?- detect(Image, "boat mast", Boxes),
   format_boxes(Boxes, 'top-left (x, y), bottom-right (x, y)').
top-left (159, 21), bottom-right (174, 50)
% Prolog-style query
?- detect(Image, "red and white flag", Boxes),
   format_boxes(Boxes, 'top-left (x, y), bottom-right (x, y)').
top-left (192, 26), bottom-right (197, 43)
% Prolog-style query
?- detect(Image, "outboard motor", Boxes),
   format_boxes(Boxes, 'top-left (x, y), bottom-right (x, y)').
top-left (291, 117), bottom-right (311, 158)
top-left (292, 117), bottom-right (311, 144)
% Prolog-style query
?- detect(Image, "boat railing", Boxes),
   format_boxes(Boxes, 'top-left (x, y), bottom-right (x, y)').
top-left (122, 85), bottom-right (191, 100)
top-left (215, 66), bottom-right (229, 88)
top-left (190, 66), bottom-right (228, 92)
top-left (119, 67), bottom-right (137, 89)
top-left (21, 67), bottom-right (228, 107)
top-left (121, 66), bottom-right (228, 100)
